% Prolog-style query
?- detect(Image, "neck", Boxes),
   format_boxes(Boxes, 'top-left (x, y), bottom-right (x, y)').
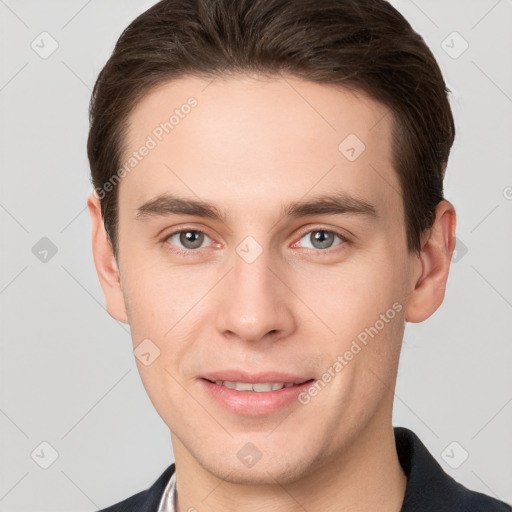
top-left (171, 413), bottom-right (407, 512)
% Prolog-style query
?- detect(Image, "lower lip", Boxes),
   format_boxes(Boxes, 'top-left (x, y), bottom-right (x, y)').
top-left (199, 379), bottom-right (314, 416)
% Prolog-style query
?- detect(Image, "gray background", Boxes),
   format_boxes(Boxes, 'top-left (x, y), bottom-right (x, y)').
top-left (1, 0), bottom-right (511, 510)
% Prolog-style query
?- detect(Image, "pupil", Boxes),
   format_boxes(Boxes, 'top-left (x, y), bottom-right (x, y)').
top-left (181, 231), bottom-right (203, 249)
top-left (313, 231), bottom-right (333, 249)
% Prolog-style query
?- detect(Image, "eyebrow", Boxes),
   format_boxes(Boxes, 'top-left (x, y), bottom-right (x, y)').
top-left (135, 192), bottom-right (378, 223)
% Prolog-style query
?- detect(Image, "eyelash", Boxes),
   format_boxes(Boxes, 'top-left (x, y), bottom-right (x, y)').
top-left (160, 226), bottom-right (350, 256)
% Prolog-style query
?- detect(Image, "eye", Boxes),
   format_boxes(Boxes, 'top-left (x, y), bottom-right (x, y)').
top-left (165, 229), bottom-right (212, 251)
top-left (162, 227), bottom-right (348, 255)
top-left (296, 229), bottom-right (347, 250)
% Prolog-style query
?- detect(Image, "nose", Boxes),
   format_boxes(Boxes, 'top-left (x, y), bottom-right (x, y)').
top-left (214, 242), bottom-right (296, 346)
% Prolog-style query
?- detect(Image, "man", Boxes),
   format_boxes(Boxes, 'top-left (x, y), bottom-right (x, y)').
top-left (86, 0), bottom-right (511, 510)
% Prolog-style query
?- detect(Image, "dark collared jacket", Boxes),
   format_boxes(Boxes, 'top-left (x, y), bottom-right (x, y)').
top-left (98, 427), bottom-right (511, 511)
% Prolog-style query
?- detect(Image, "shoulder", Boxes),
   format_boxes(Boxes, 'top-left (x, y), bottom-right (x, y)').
top-left (394, 427), bottom-right (511, 512)
top-left (97, 463), bottom-right (176, 512)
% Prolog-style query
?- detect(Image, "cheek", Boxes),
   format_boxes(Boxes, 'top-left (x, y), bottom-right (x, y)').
top-left (321, 254), bottom-right (407, 381)
top-left (295, 252), bottom-right (405, 331)
top-left (121, 256), bottom-right (191, 336)
top-left (123, 277), bottom-right (165, 339)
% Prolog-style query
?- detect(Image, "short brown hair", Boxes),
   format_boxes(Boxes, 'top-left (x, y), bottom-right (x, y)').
top-left (87, 0), bottom-right (455, 257)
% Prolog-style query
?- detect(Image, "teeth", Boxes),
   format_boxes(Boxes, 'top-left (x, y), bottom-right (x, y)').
top-left (254, 383), bottom-right (279, 392)
top-left (214, 381), bottom-right (295, 392)
top-left (236, 382), bottom-right (254, 391)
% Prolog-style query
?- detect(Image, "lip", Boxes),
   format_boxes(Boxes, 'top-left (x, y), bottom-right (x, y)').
top-left (198, 371), bottom-right (315, 416)
top-left (200, 371), bottom-right (311, 385)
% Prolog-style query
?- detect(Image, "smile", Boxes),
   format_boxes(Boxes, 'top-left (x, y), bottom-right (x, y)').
top-left (200, 376), bottom-right (315, 415)
top-left (209, 380), bottom-right (302, 392)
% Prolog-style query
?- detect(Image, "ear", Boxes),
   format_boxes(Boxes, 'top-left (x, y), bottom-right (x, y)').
top-left (405, 199), bottom-right (456, 323)
top-left (87, 192), bottom-right (128, 324)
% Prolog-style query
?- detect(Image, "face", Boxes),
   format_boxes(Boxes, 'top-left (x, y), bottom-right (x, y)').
top-left (96, 74), bottom-right (426, 484)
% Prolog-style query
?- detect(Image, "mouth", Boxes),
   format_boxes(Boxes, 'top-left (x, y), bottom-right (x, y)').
top-left (203, 378), bottom-right (313, 393)
top-left (198, 374), bottom-right (316, 415)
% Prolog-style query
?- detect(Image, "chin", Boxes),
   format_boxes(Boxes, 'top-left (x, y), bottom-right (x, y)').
top-left (193, 442), bottom-right (323, 486)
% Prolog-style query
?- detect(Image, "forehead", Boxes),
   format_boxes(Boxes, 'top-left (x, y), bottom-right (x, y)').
top-left (119, 74), bottom-right (400, 217)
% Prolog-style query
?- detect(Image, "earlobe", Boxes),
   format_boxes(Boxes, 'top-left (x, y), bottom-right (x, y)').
top-left (405, 200), bottom-right (456, 323)
top-left (87, 192), bottom-right (128, 324)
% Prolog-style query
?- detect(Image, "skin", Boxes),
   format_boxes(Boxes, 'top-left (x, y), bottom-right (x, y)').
top-left (88, 74), bottom-right (456, 512)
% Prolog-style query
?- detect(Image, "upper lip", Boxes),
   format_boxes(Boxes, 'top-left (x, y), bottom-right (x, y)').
top-left (200, 371), bottom-right (313, 385)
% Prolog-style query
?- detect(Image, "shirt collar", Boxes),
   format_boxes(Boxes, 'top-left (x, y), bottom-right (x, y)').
top-left (157, 470), bottom-right (177, 512)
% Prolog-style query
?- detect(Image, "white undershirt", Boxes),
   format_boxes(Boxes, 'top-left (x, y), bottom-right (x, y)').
top-left (157, 470), bottom-right (177, 512)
